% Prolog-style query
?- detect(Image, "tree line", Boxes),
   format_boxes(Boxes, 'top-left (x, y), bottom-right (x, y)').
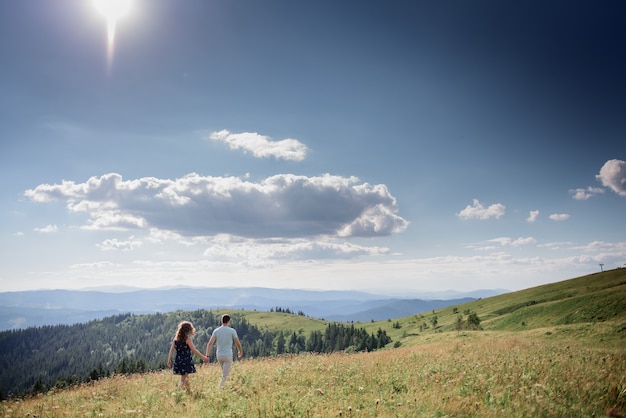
top-left (0, 309), bottom-right (390, 398)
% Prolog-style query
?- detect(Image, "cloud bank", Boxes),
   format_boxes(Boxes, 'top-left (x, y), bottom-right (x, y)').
top-left (24, 173), bottom-right (409, 239)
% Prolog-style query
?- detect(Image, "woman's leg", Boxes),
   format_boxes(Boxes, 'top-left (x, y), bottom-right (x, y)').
top-left (179, 374), bottom-right (188, 389)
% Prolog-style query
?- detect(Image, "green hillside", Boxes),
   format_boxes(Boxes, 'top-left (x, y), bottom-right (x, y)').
top-left (220, 269), bottom-right (626, 348)
top-left (371, 268), bottom-right (626, 348)
top-left (0, 269), bottom-right (626, 412)
top-left (220, 309), bottom-right (329, 334)
top-left (2, 270), bottom-right (625, 417)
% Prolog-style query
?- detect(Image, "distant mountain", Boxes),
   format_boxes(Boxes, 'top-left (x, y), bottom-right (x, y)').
top-left (324, 298), bottom-right (476, 322)
top-left (0, 287), bottom-right (507, 330)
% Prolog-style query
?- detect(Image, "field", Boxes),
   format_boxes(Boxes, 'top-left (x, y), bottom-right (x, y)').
top-left (2, 270), bottom-right (625, 417)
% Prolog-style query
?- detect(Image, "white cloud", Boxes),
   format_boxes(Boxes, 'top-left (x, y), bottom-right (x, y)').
top-left (570, 240), bottom-right (626, 253)
top-left (549, 213), bottom-right (570, 221)
top-left (24, 172), bottom-right (408, 239)
top-left (538, 241), bottom-right (573, 250)
top-left (596, 159), bottom-right (626, 196)
top-left (511, 236), bottom-right (537, 246)
top-left (488, 237), bottom-right (512, 246)
top-left (97, 236), bottom-right (143, 251)
top-left (456, 199), bottom-right (505, 220)
top-left (486, 236), bottom-right (536, 247)
top-left (210, 129), bottom-right (308, 161)
top-left (202, 236), bottom-right (390, 267)
top-left (69, 261), bottom-right (115, 269)
top-left (34, 224), bottom-right (58, 233)
top-left (569, 186), bottom-right (604, 200)
top-left (527, 210), bottom-right (539, 222)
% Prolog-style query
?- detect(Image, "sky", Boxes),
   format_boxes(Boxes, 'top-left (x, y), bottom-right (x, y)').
top-left (1, 0), bottom-right (625, 297)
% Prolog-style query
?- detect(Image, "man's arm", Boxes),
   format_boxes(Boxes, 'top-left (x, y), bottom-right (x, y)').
top-left (205, 334), bottom-right (216, 360)
top-left (234, 337), bottom-right (243, 359)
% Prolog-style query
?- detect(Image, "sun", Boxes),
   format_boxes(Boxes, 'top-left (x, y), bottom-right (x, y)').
top-left (93, 0), bottom-right (133, 66)
top-left (94, 0), bottom-right (132, 22)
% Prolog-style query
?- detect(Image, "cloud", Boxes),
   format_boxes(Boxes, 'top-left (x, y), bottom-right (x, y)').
top-left (97, 236), bottom-right (143, 251)
top-left (34, 224), bottom-right (58, 233)
top-left (487, 237), bottom-right (512, 246)
top-left (202, 235), bottom-right (390, 267)
top-left (486, 236), bottom-right (536, 247)
top-left (596, 159), bottom-right (626, 196)
top-left (511, 236), bottom-right (537, 246)
top-left (69, 261), bottom-right (115, 269)
top-left (570, 240), bottom-right (626, 253)
top-left (570, 186), bottom-right (604, 200)
top-left (456, 199), bottom-right (505, 220)
top-left (210, 129), bottom-right (308, 161)
top-left (537, 241), bottom-right (572, 250)
top-left (24, 172), bottom-right (408, 239)
top-left (527, 210), bottom-right (539, 222)
top-left (549, 213), bottom-right (570, 221)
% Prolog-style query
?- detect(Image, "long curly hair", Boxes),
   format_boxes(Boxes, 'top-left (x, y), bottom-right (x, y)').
top-left (175, 321), bottom-right (196, 343)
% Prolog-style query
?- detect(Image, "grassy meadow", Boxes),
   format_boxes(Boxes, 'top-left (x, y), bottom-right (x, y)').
top-left (2, 270), bottom-right (625, 417)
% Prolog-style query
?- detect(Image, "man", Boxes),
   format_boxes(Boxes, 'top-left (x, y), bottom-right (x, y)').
top-left (206, 314), bottom-right (243, 388)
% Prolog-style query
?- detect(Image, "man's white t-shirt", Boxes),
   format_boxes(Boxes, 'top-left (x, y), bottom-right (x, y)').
top-left (212, 325), bottom-right (238, 357)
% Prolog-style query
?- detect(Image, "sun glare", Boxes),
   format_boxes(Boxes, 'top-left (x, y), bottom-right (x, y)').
top-left (93, 0), bottom-right (133, 68)
top-left (94, 0), bottom-right (132, 21)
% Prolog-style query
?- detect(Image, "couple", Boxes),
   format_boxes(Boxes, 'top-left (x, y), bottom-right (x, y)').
top-left (167, 314), bottom-right (243, 392)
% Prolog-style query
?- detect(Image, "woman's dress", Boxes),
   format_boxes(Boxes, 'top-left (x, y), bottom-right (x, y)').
top-left (173, 340), bottom-right (196, 375)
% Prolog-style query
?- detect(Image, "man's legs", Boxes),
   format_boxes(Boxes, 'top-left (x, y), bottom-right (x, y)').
top-left (217, 355), bottom-right (233, 388)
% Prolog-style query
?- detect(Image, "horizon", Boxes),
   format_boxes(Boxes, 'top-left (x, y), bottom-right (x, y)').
top-left (0, 283), bottom-right (512, 300)
top-left (1, 1), bottom-right (625, 295)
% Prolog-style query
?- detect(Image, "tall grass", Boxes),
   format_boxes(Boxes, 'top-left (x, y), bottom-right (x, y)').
top-left (3, 331), bottom-right (625, 417)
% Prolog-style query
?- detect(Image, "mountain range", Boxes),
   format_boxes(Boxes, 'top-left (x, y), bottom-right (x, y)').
top-left (0, 286), bottom-right (507, 331)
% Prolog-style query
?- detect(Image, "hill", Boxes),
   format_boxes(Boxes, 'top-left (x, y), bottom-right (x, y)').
top-left (0, 309), bottom-right (392, 398)
top-left (0, 269), bottom-right (626, 410)
top-left (372, 268), bottom-right (626, 348)
top-left (1, 269), bottom-right (625, 416)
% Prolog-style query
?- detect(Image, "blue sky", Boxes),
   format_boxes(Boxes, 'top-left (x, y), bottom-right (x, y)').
top-left (1, 0), bottom-right (625, 296)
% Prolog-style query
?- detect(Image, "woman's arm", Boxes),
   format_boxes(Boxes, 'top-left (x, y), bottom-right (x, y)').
top-left (167, 340), bottom-right (175, 368)
top-left (187, 337), bottom-right (208, 363)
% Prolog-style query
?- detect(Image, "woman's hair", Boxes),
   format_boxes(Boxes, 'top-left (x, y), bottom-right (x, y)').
top-left (175, 321), bottom-right (196, 343)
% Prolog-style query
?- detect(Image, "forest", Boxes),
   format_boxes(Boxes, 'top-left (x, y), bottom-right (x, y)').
top-left (0, 309), bottom-right (391, 398)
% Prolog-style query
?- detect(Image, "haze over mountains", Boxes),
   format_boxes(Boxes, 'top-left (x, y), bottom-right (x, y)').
top-left (0, 287), bottom-right (507, 331)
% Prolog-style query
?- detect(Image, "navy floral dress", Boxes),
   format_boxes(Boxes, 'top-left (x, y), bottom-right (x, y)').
top-left (173, 340), bottom-right (196, 375)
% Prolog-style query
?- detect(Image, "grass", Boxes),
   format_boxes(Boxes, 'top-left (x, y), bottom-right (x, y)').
top-left (3, 269), bottom-right (626, 417)
top-left (3, 329), bottom-right (625, 417)
top-left (229, 310), bottom-right (329, 335)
